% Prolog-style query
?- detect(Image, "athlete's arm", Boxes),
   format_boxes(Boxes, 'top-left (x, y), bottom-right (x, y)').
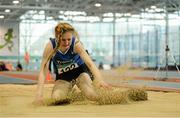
top-left (74, 40), bottom-right (110, 88)
top-left (34, 41), bottom-right (53, 104)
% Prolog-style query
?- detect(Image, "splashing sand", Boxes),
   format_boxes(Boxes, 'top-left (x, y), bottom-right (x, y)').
top-left (44, 87), bottom-right (147, 106)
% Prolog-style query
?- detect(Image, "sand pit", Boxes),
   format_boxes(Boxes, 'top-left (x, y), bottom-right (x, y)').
top-left (0, 84), bottom-right (180, 117)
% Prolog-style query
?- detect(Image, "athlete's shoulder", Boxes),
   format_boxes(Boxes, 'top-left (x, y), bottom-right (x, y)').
top-left (49, 38), bottom-right (56, 48)
top-left (44, 40), bottom-right (54, 52)
top-left (74, 36), bottom-right (80, 45)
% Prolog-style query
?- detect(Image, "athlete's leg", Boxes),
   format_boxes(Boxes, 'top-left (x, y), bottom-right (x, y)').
top-left (51, 80), bottom-right (72, 100)
top-left (76, 73), bottom-right (98, 101)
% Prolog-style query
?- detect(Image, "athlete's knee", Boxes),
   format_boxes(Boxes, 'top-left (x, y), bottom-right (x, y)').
top-left (51, 80), bottom-right (72, 100)
top-left (51, 89), bottom-right (68, 100)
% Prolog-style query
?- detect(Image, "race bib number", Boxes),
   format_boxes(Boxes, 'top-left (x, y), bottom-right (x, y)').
top-left (58, 63), bottom-right (78, 74)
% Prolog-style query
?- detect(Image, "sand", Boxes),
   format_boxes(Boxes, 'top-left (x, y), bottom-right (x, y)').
top-left (0, 84), bottom-right (180, 117)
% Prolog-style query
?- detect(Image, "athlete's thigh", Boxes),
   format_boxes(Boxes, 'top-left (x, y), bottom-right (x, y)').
top-left (76, 72), bottom-right (97, 100)
top-left (76, 72), bottom-right (93, 89)
top-left (51, 79), bottom-right (73, 99)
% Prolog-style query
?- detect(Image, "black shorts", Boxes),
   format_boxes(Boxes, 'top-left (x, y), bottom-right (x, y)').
top-left (56, 64), bottom-right (93, 82)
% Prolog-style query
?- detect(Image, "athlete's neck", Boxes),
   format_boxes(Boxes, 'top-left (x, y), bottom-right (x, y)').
top-left (59, 47), bottom-right (69, 54)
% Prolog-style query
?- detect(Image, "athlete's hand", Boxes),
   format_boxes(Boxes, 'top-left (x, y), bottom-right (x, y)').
top-left (33, 97), bottom-right (44, 106)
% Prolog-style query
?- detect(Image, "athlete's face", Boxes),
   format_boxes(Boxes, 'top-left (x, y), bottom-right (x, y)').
top-left (59, 32), bottom-right (72, 50)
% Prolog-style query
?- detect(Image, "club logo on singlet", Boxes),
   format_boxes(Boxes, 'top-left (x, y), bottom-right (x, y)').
top-left (57, 60), bottom-right (79, 74)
